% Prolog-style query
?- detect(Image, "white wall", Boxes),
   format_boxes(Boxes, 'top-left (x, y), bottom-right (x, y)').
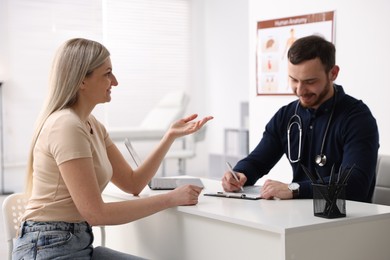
top-left (248, 0), bottom-right (390, 184)
top-left (0, 0), bottom-right (251, 192)
top-left (191, 0), bottom-right (250, 153)
top-left (0, 0), bottom-right (104, 192)
top-left (189, 0), bottom-right (390, 184)
top-left (185, 0), bottom-right (250, 178)
top-left (1, 0), bottom-right (389, 191)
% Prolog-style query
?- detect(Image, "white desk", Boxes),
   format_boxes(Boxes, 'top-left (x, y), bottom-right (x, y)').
top-left (102, 178), bottom-right (390, 260)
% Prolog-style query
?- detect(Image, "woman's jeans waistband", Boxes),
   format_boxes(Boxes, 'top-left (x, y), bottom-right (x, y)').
top-left (13, 221), bottom-right (94, 260)
top-left (18, 220), bottom-right (92, 237)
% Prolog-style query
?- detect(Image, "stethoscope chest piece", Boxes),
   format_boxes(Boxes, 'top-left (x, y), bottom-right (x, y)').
top-left (315, 154), bottom-right (327, 167)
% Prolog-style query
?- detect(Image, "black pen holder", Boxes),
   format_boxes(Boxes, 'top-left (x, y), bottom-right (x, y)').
top-left (312, 183), bottom-right (346, 219)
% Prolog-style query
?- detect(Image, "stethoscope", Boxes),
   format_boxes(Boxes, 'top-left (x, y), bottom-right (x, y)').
top-left (287, 93), bottom-right (336, 167)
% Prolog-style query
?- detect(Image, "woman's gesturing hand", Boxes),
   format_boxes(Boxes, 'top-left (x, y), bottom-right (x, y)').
top-left (168, 114), bottom-right (213, 139)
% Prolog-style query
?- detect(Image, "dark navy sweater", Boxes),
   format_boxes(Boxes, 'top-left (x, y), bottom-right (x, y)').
top-left (234, 85), bottom-right (379, 202)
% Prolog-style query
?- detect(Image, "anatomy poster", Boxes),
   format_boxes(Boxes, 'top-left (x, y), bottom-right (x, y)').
top-left (256, 11), bottom-right (335, 95)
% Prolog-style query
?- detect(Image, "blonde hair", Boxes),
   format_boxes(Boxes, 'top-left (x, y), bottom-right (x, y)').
top-left (25, 38), bottom-right (110, 194)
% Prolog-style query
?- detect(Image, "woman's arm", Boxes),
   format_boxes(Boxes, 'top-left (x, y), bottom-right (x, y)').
top-left (59, 157), bottom-right (203, 226)
top-left (59, 114), bottom-right (212, 226)
top-left (108, 133), bottom-right (174, 195)
top-left (110, 114), bottom-right (213, 195)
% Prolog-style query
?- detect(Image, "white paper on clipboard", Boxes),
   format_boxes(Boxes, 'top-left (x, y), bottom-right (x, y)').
top-left (204, 185), bottom-right (262, 200)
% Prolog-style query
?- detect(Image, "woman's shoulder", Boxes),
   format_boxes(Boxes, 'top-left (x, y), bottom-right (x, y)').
top-left (49, 108), bottom-right (77, 119)
top-left (44, 109), bottom-right (84, 133)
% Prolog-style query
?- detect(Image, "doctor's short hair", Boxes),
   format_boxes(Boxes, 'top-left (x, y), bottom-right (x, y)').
top-left (287, 35), bottom-right (336, 73)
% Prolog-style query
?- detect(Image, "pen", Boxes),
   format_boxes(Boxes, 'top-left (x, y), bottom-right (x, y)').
top-left (340, 164), bottom-right (355, 185)
top-left (314, 168), bottom-right (325, 184)
top-left (300, 164), bottom-right (317, 183)
top-left (226, 162), bottom-right (244, 191)
top-left (337, 165), bottom-right (342, 184)
top-left (329, 164), bottom-right (336, 185)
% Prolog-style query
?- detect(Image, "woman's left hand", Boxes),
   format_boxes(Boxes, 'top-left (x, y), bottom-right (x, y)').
top-left (168, 114), bottom-right (213, 138)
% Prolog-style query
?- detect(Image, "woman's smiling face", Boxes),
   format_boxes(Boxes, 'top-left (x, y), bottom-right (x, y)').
top-left (82, 57), bottom-right (118, 105)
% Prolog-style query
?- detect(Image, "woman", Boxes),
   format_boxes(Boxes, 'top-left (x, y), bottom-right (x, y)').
top-left (13, 38), bottom-right (213, 259)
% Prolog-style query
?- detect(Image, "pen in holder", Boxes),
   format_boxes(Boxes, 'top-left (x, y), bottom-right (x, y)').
top-left (312, 183), bottom-right (346, 219)
top-left (301, 164), bottom-right (355, 219)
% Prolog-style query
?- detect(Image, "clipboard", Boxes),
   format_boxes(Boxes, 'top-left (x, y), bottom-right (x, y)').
top-left (204, 191), bottom-right (261, 200)
top-left (204, 185), bottom-right (262, 200)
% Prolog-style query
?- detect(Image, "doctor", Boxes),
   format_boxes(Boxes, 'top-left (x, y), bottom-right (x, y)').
top-left (222, 35), bottom-right (379, 202)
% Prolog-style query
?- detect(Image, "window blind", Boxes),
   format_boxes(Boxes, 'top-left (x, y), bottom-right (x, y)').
top-left (3, 0), bottom-right (103, 163)
top-left (3, 0), bottom-right (191, 164)
top-left (102, 0), bottom-right (191, 127)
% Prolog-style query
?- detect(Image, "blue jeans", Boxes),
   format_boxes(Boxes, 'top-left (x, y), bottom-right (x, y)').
top-left (13, 221), bottom-right (147, 260)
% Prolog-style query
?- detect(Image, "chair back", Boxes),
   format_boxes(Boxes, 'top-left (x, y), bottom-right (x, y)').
top-left (372, 154), bottom-right (390, 205)
top-left (2, 193), bottom-right (28, 260)
top-left (162, 126), bottom-right (208, 175)
top-left (2, 192), bottom-right (106, 259)
top-left (140, 91), bottom-right (189, 130)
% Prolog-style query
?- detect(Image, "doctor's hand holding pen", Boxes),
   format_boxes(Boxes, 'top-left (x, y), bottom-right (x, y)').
top-left (222, 162), bottom-right (294, 199)
top-left (222, 162), bottom-right (247, 192)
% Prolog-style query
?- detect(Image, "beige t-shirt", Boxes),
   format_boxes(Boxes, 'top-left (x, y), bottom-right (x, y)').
top-left (22, 108), bottom-right (114, 222)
